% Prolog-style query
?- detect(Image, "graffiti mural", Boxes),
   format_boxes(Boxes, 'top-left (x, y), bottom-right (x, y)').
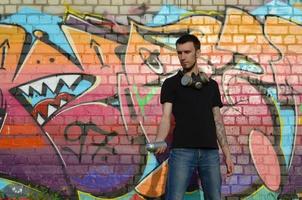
top-left (0, 0), bottom-right (302, 199)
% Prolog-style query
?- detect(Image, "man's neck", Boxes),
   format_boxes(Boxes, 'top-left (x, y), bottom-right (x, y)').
top-left (183, 65), bottom-right (199, 76)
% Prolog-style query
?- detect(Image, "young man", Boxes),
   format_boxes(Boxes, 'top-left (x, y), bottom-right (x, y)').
top-left (154, 34), bottom-right (234, 200)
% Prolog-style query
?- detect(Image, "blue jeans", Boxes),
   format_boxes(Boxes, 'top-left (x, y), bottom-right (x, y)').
top-left (166, 148), bottom-right (221, 200)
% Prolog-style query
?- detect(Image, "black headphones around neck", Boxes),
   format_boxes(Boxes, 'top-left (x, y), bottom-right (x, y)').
top-left (179, 70), bottom-right (209, 89)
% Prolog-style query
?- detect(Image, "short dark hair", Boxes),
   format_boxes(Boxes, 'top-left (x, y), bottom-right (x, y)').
top-left (176, 34), bottom-right (201, 50)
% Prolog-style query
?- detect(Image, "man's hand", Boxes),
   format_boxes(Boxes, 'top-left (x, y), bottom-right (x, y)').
top-left (225, 156), bottom-right (234, 177)
top-left (146, 141), bottom-right (167, 154)
top-left (155, 144), bottom-right (167, 154)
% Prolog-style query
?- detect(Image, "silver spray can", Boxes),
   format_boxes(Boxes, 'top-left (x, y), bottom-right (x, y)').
top-left (146, 141), bottom-right (167, 152)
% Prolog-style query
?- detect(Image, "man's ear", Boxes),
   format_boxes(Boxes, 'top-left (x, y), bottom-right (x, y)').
top-left (196, 49), bottom-right (201, 58)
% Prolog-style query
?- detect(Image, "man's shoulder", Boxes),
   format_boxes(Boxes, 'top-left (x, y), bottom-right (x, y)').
top-left (208, 77), bottom-right (219, 86)
top-left (162, 71), bottom-right (181, 84)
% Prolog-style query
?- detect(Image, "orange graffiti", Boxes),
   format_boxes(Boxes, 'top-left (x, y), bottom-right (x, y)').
top-left (218, 8), bottom-right (280, 62)
top-left (135, 159), bottom-right (168, 197)
top-left (0, 24), bottom-right (26, 75)
top-left (62, 25), bottom-right (122, 72)
top-left (265, 16), bottom-right (302, 92)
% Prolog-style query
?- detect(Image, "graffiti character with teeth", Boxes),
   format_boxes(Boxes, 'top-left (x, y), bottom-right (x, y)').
top-left (1, 21), bottom-right (148, 197)
top-left (0, 4), bottom-right (301, 199)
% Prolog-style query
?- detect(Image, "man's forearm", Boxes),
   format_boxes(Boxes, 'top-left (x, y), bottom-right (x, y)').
top-left (155, 116), bottom-right (170, 142)
top-left (155, 102), bottom-right (172, 142)
top-left (213, 107), bottom-right (231, 158)
top-left (216, 119), bottom-right (231, 157)
top-left (213, 106), bottom-right (234, 176)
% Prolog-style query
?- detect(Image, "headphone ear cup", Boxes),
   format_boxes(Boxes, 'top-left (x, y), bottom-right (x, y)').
top-left (180, 70), bottom-right (191, 86)
top-left (181, 74), bottom-right (192, 86)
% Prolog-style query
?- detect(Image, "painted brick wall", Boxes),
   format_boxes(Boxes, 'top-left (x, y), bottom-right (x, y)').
top-left (0, 0), bottom-right (301, 200)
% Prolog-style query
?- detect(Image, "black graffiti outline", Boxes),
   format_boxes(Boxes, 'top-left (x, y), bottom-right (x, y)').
top-left (0, 88), bottom-right (7, 132)
top-left (62, 120), bottom-right (118, 163)
top-left (139, 47), bottom-right (164, 75)
top-left (90, 39), bottom-right (110, 69)
top-left (0, 39), bottom-right (10, 70)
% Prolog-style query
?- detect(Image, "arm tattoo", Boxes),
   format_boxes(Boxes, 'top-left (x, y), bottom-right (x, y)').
top-left (213, 107), bottom-right (229, 148)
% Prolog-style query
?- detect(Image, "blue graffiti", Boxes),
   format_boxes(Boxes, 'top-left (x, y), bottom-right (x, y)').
top-left (252, 0), bottom-right (302, 23)
top-left (235, 60), bottom-right (263, 74)
top-left (147, 5), bottom-right (188, 26)
top-left (72, 166), bottom-right (135, 191)
top-left (139, 153), bottom-right (158, 181)
top-left (0, 178), bottom-right (9, 190)
top-left (1, 7), bottom-right (75, 57)
top-left (267, 87), bottom-right (296, 167)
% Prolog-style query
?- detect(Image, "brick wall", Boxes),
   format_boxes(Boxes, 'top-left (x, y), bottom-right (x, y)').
top-left (0, 0), bottom-right (301, 200)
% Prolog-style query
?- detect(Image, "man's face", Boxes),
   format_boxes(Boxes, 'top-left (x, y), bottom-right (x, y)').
top-left (176, 41), bottom-right (200, 70)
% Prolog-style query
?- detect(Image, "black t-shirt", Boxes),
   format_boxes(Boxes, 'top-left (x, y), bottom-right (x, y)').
top-left (160, 71), bottom-right (223, 149)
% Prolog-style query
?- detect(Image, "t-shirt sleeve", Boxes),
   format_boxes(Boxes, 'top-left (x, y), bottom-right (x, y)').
top-left (212, 80), bottom-right (223, 108)
top-left (160, 79), bottom-right (175, 104)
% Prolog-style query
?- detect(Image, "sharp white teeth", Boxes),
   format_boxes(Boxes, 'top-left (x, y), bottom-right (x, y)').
top-left (30, 79), bottom-right (44, 94)
top-left (19, 85), bottom-right (30, 95)
top-left (47, 76), bottom-right (61, 93)
top-left (63, 75), bottom-right (80, 88)
top-left (37, 113), bottom-right (45, 125)
top-left (18, 74), bottom-right (81, 96)
top-left (47, 105), bottom-right (57, 117)
top-left (60, 99), bottom-right (67, 107)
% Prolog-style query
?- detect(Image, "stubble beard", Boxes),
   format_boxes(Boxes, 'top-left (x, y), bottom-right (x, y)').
top-left (182, 60), bottom-right (197, 74)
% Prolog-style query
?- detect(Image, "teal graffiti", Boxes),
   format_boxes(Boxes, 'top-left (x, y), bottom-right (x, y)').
top-left (244, 186), bottom-right (279, 200)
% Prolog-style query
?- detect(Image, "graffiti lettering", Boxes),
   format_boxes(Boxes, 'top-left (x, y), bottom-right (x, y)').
top-left (0, 3), bottom-right (301, 200)
top-left (63, 121), bottom-right (118, 163)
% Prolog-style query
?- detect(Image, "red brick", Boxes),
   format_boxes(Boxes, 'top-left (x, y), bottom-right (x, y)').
top-left (225, 126), bottom-right (240, 135)
top-left (115, 144), bottom-right (140, 154)
top-left (223, 116), bottom-right (235, 124)
top-left (236, 116), bottom-right (248, 124)
top-left (243, 106), bottom-right (268, 115)
top-left (229, 145), bottom-right (242, 154)
top-left (238, 135), bottom-right (248, 145)
top-left (222, 106), bottom-right (242, 115)
top-left (248, 95), bottom-right (262, 104)
top-left (248, 116), bottom-right (262, 125)
top-left (228, 85), bottom-right (241, 94)
top-left (227, 135), bottom-right (237, 144)
top-left (241, 126), bottom-right (266, 135)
